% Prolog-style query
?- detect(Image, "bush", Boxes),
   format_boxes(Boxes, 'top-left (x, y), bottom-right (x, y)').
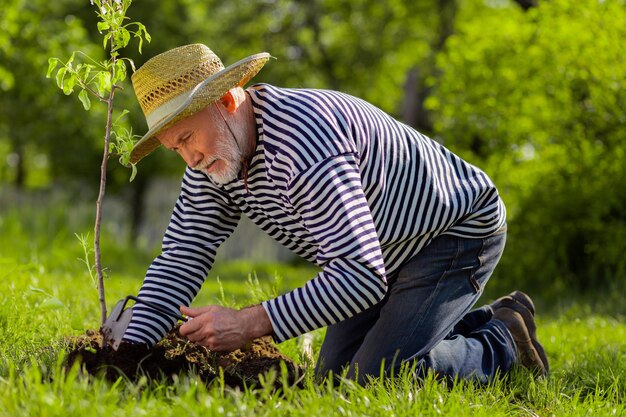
top-left (429, 0), bottom-right (626, 293)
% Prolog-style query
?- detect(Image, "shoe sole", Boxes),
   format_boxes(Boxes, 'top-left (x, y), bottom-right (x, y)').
top-left (495, 299), bottom-right (549, 374)
top-left (492, 291), bottom-right (535, 316)
top-left (509, 291), bottom-right (535, 317)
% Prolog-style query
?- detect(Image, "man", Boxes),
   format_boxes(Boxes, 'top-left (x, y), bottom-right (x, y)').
top-left (123, 43), bottom-right (548, 384)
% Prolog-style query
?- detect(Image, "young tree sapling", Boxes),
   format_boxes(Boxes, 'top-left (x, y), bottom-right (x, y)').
top-left (47, 0), bottom-right (150, 329)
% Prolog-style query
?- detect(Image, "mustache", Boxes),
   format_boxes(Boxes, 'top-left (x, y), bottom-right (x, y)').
top-left (193, 158), bottom-right (216, 171)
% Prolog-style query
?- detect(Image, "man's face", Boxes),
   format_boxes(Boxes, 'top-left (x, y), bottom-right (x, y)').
top-left (158, 104), bottom-right (243, 185)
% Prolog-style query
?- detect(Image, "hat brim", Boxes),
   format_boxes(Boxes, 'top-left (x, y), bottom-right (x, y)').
top-left (129, 52), bottom-right (271, 164)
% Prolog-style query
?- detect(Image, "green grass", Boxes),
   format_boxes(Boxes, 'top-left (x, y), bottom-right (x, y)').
top-left (0, 206), bottom-right (625, 416)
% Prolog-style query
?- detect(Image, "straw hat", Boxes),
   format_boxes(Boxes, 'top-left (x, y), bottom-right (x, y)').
top-left (130, 44), bottom-right (271, 164)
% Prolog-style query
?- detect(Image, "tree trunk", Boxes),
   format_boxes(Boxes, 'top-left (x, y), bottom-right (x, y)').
top-left (512, 0), bottom-right (538, 11)
top-left (401, 66), bottom-right (433, 134)
top-left (13, 143), bottom-right (25, 189)
top-left (401, 67), bottom-right (419, 129)
top-left (400, 0), bottom-right (457, 136)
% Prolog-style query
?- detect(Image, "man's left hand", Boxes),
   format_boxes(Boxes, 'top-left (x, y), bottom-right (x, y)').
top-left (179, 304), bottom-right (272, 352)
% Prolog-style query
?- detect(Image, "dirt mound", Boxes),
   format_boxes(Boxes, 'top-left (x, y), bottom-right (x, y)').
top-left (64, 326), bottom-right (302, 388)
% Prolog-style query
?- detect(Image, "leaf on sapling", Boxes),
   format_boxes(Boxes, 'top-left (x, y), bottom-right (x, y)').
top-left (79, 63), bottom-right (93, 83)
top-left (46, 58), bottom-right (59, 78)
top-left (132, 23), bottom-right (152, 54)
top-left (96, 71), bottom-right (111, 96)
top-left (120, 28), bottom-right (131, 49)
top-left (46, 0), bottom-right (150, 328)
top-left (62, 73), bottom-right (76, 95)
top-left (115, 109), bottom-right (130, 122)
top-left (97, 21), bottom-right (110, 33)
top-left (103, 33), bottom-right (111, 49)
top-left (113, 59), bottom-right (126, 84)
top-left (142, 26), bottom-right (151, 43)
top-left (78, 89), bottom-right (91, 110)
top-left (55, 67), bottom-right (67, 90)
top-left (129, 164), bottom-right (137, 182)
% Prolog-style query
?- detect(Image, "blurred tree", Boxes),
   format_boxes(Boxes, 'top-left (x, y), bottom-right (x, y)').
top-left (512, 0), bottom-right (538, 11)
top-left (429, 0), bottom-right (626, 294)
top-left (0, 0), bottom-right (106, 189)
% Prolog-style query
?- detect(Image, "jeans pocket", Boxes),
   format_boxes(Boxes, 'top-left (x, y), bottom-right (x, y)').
top-left (468, 271), bottom-right (481, 294)
top-left (468, 237), bottom-right (487, 294)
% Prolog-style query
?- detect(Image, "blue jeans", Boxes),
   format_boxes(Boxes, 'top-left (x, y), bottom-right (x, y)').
top-left (315, 231), bottom-right (515, 385)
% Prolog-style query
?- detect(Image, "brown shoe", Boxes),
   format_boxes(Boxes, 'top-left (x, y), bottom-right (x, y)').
top-left (492, 307), bottom-right (548, 376)
top-left (490, 290), bottom-right (535, 316)
top-left (490, 292), bottom-right (549, 374)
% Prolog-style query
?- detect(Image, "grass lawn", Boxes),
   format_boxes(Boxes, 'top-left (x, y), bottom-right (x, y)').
top-left (0, 218), bottom-right (624, 416)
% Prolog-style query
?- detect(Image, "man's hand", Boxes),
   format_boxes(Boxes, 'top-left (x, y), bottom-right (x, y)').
top-left (179, 304), bottom-right (273, 352)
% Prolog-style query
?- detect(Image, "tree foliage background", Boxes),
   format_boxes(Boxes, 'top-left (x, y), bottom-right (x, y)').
top-left (1, 0), bottom-right (624, 295)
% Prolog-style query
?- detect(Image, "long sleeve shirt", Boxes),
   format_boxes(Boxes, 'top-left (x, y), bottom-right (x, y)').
top-left (123, 84), bottom-right (506, 345)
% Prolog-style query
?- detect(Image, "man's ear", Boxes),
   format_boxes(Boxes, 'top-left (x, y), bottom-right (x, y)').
top-left (220, 90), bottom-right (239, 114)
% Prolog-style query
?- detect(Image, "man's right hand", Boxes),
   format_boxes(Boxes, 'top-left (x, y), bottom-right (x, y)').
top-left (179, 304), bottom-right (272, 352)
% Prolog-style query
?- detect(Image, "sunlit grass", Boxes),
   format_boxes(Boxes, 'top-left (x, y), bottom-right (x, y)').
top-left (0, 205), bottom-right (624, 416)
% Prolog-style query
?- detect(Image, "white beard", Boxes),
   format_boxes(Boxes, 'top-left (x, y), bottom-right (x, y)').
top-left (208, 140), bottom-right (242, 185)
top-left (193, 113), bottom-right (245, 185)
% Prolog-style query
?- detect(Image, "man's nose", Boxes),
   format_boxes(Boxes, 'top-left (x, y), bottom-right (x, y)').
top-left (180, 147), bottom-right (202, 168)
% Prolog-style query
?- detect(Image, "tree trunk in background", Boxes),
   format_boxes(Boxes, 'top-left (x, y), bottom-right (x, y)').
top-left (14, 143), bottom-right (25, 189)
top-left (512, 0), bottom-right (538, 11)
top-left (400, 0), bottom-right (457, 137)
top-left (401, 66), bottom-right (432, 133)
top-left (401, 0), bottom-right (536, 144)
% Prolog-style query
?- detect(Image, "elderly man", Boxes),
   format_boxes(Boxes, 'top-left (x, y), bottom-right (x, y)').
top-left (123, 43), bottom-right (548, 383)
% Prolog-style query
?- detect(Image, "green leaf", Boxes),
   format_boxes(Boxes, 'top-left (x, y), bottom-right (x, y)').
top-left (129, 164), bottom-right (137, 182)
top-left (46, 58), bottom-right (59, 78)
top-left (114, 109), bottom-right (130, 125)
top-left (62, 73), bottom-right (76, 95)
top-left (38, 297), bottom-right (66, 311)
top-left (103, 33), bottom-right (111, 49)
top-left (137, 37), bottom-right (144, 54)
top-left (80, 63), bottom-right (92, 82)
top-left (113, 59), bottom-right (126, 83)
top-left (78, 89), bottom-right (91, 110)
top-left (55, 67), bottom-right (67, 90)
top-left (132, 23), bottom-right (151, 54)
top-left (115, 28), bottom-right (131, 49)
top-left (96, 71), bottom-right (111, 96)
top-left (29, 286), bottom-right (46, 294)
top-left (97, 21), bottom-right (110, 33)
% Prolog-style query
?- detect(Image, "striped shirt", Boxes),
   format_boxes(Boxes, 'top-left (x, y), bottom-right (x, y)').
top-left (124, 84), bottom-right (506, 345)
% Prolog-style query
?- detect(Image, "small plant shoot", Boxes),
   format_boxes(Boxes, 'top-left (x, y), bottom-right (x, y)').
top-left (46, 0), bottom-right (150, 329)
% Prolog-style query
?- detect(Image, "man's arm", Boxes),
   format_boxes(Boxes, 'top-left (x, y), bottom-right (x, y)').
top-left (173, 155), bottom-right (387, 349)
top-left (123, 168), bottom-right (241, 346)
top-left (263, 153), bottom-right (388, 342)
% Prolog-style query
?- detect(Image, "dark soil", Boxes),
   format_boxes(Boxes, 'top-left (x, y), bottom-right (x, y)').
top-left (64, 326), bottom-right (302, 388)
